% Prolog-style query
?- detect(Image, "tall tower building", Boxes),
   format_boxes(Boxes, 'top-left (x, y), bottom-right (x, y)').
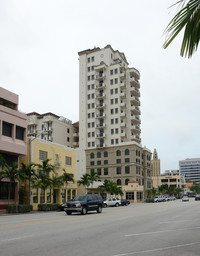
top-left (151, 149), bottom-right (161, 176)
top-left (77, 45), bottom-right (152, 191)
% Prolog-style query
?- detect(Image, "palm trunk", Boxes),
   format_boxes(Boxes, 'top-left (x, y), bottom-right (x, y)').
top-left (8, 182), bottom-right (11, 205)
top-left (29, 174), bottom-right (31, 204)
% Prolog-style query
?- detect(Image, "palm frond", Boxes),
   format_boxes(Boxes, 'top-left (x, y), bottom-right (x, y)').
top-left (163, 0), bottom-right (200, 58)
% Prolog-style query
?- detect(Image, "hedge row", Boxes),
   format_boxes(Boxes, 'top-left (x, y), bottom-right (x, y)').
top-left (145, 198), bottom-right (154, 203)
top-left (38, 203), bottom-right (59, 211)
top-left (6, 204), bottom-right (33, 213)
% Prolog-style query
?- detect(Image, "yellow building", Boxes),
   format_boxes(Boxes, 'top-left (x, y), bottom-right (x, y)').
top-left (21, 138), bottom-right (77, 210)
top-left (122, 180), bottom-right (144, 203)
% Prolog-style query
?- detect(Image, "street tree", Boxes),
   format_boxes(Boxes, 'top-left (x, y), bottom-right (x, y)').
top-left (163, 0), bottom-right (200, 58)
top-left (0, 161), bottom-right (19, 205)
top-left (19, 162), bottom-right (36, 204)
top-left (77, 173), bottom-right (91, 193)
top-left (88, 169), bottom-right (100, 188)
top-left (62, 169), bottom-right (74, 186)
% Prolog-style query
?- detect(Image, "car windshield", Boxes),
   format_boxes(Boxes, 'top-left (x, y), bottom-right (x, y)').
top-left (72, 195), bottom-right (86, 201)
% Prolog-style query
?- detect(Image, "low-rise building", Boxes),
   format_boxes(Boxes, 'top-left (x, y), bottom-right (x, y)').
top-left (152, 170), bottom-right (185, 189)
top-left (0, 87), bottom-right (27, 209)
top-left (21, 138), bottom-right (77, 210)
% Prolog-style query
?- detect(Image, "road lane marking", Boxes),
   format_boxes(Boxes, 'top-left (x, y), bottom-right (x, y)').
top-left (112, 241), bottom-right (200, 256)
top-left (125, 226), bottom-right (200, 237)
top-left (0, 212), bottom-right (108, 228)
top-left (0, 235), bottom-right (33, 243)
top-left (159, 220), bottom-right (194, 224)
top-left (0, 204), bottom-right (174, 229)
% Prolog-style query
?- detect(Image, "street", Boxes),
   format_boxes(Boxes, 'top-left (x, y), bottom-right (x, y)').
top-left (0, 199), bottom-right (200, 256)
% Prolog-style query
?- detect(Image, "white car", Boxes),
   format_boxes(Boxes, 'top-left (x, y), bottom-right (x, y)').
top-left (103, 198), bottom-right (121, 207)
top-left (153, 195), bottom-right (166, 203)
top-left (182, 195), bottom-right (189, 202)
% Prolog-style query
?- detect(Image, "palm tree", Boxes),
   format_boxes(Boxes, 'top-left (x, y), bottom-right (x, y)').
top-left (89, 170), bottom-right (100, 188)
top-left (98, 180), bottom-right (113, 196)
top-left (32, 159), bottom-right (55, 203)
top-left (163, 0), bottom-right (200, 58)
top-left (36, 159), bottom-right (55, 175)
top-left (62, 169), bottom-right (74, 186)
top-left (0, 154), bottom-right (6, 169)
top-left (77, 173), bottom-right (91, 193)
top-left (19, 162), bottom-right (36, 204)
top-left (50, 174), bottom-right (64, 189)
top-left (112, 184), bottom-right (124, 198)
top-left (146, 187), bottom-right (157, 199)
top-left (0, 162), bottom-right (19, 205)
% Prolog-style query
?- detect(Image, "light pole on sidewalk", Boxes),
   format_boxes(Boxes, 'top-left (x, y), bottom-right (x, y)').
top-left (28, 132), bottom-right (48, 204)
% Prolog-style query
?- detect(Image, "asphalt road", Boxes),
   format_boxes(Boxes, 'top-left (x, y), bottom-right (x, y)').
top-left (0, 199), bottom-right (200, 256)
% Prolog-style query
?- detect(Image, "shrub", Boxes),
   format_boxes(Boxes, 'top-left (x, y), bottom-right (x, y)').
top-left (18, 204), bottom-right (33, 213)
top-left (145, 198), bottom-right (154, 203)
top-left (6, 205), bottom-right (17, 213)
top-left (6, 204), bottom-right (33, 213)
top-left (38, 203), bottom-right (59, 211)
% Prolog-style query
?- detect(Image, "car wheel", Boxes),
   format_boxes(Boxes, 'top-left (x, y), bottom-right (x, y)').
top-left (103, 203), bottom-right (107, 208)
top-left (81, 206), bottom-right (87, 215)
top-left (125, 202), bottom-right (128, 206)
top-left (115, 203), bottom-right (119, 207)
top-left (66, 211), bottom-right (72, 215)
top-left (97, 205), bottom-right (102, 213)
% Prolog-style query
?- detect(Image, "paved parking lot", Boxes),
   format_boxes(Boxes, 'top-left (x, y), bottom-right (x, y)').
top-left (0, 198), bottom-right (200, 256)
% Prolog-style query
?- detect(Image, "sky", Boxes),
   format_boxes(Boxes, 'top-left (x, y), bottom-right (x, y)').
top-left (0, 0), bottom-right (200, 173)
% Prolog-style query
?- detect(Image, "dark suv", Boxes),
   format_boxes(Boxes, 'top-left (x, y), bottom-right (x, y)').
top-left (64, 194), bottom-right (103, 215)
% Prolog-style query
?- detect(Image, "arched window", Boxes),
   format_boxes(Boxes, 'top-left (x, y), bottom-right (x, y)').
top-left (125, 179), bottom-right (130, 185)
top-left (116, 150), bottom-right (121, 156)
top-left (90, 152), bottom-right (94, 159)
top-left (104, 151), bottom-right (108, 157)
top-left (125, 149), bottom-right (130, 155)
top-left (97, 152), bottom-right (101, 158)
top-left (117, 179), bottom-right (121, 185)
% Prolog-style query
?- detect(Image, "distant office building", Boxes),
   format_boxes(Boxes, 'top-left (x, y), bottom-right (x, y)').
top-left (151, 149), bottom-right (160, 176)
top-left (0, 87), bottom-right (27, 209)
top-left (179, 158), bottom-right (200, 184)
top-left (27, 112), bottom-right (79, 148)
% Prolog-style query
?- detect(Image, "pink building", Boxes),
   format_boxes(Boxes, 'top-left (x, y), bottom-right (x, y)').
top-left (0, 87), bottom-right (27, 209)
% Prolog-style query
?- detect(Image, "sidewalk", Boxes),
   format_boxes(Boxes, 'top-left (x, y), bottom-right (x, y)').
top-left (0, 209), bottom-right (7, 216)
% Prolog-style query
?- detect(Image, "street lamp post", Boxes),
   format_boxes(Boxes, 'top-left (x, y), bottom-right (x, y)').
top-left (28, 132), bottom-right (48, 204)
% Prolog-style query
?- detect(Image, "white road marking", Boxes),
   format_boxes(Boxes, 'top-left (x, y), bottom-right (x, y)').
top-left (125, 226), bottom-right (200, 237)
top-left (159, 220), bottom-right (192, 224)
top-left (112, 241), bottom-right (200, 256)
top-left (0, 235), bottom-right (33, 243)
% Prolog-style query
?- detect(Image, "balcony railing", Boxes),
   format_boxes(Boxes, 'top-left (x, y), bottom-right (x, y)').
top-left (96, 83), bottom-right (106, 90)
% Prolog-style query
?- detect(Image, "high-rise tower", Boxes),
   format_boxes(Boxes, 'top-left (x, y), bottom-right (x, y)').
top-left (77, 45), bottom-right (152, 191)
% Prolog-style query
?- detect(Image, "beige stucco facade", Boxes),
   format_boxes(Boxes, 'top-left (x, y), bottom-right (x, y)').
top-left (86, 142), bottom-right (152, 196)
top-left (22, 138), bottom-right (77, 210)
top-left (152, 174), bottom-right (185, 189)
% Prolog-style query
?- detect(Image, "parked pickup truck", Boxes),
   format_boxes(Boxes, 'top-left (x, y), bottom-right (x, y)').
top-left (103, 198), bottom-right (121, 207)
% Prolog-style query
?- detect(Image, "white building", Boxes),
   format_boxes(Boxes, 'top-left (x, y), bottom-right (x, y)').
top-left (27, 112), bottom-right (79, 148)
top-left (77, 45), bottom-right (152, 192)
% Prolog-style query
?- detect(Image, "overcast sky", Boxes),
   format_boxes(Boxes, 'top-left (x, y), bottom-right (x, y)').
top-left (0, 0), bottom-right (199, 173)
